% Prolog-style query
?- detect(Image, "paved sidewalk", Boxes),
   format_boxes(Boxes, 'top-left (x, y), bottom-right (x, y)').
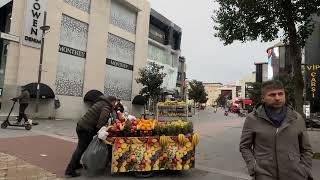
top-left (0, 152), bottom-right (61, 180)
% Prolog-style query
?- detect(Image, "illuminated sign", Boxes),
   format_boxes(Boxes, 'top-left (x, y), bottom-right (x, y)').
top-left (306, 64), bottom-right (320, 99)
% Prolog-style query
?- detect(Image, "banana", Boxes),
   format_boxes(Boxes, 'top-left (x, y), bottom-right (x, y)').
top-left (131, 137), bottom-right (142, 144)
top-left (160, 135), bottom-right (168, 146)
top-left (178, 134), bottom-right (186, 145)
top-left (192, 133), bottom-right (200, 146)
top-left (167, 136), bottom-right (175, 143)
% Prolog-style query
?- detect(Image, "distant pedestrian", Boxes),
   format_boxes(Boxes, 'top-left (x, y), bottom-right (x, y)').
top-left (12, 87), bottom-right (30, 125)
top-left (240, 80), bottom-right (313, 180)
top-left (65, 95), bottom-right (117, 178)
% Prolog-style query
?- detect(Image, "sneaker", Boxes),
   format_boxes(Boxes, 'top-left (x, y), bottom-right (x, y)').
top-left (65, 171), bottom-right (80, 178)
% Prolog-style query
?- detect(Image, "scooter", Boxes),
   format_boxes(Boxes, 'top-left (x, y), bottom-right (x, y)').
top-left (1, 100), bottom-right (32, 130)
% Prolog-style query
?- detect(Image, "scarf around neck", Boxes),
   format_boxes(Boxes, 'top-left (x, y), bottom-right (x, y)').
top-left (264, 105), bottom-right (287, 127)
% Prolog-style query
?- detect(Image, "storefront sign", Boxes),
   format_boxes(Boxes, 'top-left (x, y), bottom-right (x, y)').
top-left (306, 64), bottom-right (320, 99)
top-left (149, 24), bottom-right (166, 44)
top-left (267, 48), bottom-right (273, 80)
top-left (59, 45), bottom-right (86, 58)
top-left (22, 0), bottom-right (47, 48)
top-left (0, 32), bottom-right (19, 42)
top-left (245, 82), bottom-right (253, 98)
top-left (106, 59), bottom-right (133, 71)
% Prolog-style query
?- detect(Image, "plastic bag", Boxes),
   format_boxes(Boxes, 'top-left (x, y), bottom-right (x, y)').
top-left (98, 126), bottom-right (109, 140)
top-left (82, 136), bottom-right (109, 175)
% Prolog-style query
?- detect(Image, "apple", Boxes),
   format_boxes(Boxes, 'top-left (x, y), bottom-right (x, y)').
top-left (132, 121), bottom-right (138, 126)
top-left (109, 127), bottom-right (118, 132)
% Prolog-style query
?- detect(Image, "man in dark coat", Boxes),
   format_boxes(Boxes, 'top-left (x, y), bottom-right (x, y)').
top-left (240, 80), bottom-right (313, 180)
top-left (65, 95), bottom-right (117, 178)
top-left (12, 87), bottom-right (30, 124)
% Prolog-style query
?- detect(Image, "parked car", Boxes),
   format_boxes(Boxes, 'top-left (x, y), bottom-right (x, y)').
top-left (230, 106), bottom-right (240, 113)
top-left (305, 118), bottom-right (320, 128)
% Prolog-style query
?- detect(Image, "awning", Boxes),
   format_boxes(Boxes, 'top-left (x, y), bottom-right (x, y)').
top-left (24, 83), bottom-right (55, 99)
top-left (243, 100), bottom-right (253, 105)
top-left (84, 90), bottom-right (103, 103)
top-left (132, 95), bottom-right (146, 105)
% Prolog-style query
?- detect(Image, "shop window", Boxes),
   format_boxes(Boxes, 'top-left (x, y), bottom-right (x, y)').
top-left (148, 44), bottom-right (166, 64)
top-left (110, 0), bottom-right (137, 34)
top-left (56, 15), bottom-right (88, 97)
top-left (107, 34), bottom-right (135, 64)
top-left (105, 33), bottom-right (135, 101)
top-left (64, 0), bottom-right (91, 13)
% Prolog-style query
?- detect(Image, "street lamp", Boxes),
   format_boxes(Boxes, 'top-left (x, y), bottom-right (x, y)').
top-left (35, 11), bottom-right (50, 113)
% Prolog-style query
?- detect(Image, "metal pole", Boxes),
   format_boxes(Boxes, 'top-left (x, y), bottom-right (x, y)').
top-left (35, 11), bottom-right (47, 113)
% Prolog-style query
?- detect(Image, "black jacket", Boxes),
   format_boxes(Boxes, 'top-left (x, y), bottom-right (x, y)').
top-left (77, 96), bottom-right (113, 133)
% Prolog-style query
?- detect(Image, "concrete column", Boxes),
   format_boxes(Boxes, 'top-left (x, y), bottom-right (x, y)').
top-left (131, 2), bottom-right (150, 98)
top-left (83, 0), bottom-right (109, 94)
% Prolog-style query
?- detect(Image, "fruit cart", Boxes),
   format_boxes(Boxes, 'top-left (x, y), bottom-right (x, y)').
top-left (103, 113), bottom-right (199, 177)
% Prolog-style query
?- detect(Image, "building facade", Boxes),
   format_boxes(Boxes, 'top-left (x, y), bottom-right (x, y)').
top-left (204, 83), bottom-right (223, 106)
top-left (236, 72), bottom-right (256, 99)
top-left (0, 0), bottom-right (150, 119)
top-left (255, 62), bottom-right (268, 83)
top-left (147, 9), bottom-right (182, 96)
top-left (204, 83), bottom-right (239, 106)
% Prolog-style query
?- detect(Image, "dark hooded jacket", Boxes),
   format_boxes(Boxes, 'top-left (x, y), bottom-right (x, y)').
top-left (77, 96), bottom-right (113, 133)
top-left (14, 90), bottom-right (30, 104)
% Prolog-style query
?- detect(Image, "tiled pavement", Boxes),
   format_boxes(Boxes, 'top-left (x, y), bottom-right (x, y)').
top-left (0, 152), bottom-right (61, 180)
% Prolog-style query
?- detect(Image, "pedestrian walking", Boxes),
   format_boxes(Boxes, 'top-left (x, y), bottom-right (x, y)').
top-left (12, 87), bottom-right (30, 125)
top-left (65, 95), bottom-right (117, 178)
top-left (240, 80), bottom-right (313, 180)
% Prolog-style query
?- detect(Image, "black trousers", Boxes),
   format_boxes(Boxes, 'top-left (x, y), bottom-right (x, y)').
top-left (17, 103), bottom-right (28, 122)
top-left (65, 125), bottom-right (95, 173)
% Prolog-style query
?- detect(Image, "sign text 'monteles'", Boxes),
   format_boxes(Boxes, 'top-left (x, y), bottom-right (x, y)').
top-left (59, 45), bottom-right (86, 58)
top-left (106, 59), bottom-right (133, 71)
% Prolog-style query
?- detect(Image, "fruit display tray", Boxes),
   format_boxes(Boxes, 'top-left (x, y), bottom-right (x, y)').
top-left (104, 136), bottom-right (196, 173)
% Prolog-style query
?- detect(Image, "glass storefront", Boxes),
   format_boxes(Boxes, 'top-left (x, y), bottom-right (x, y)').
top-left (0, 1), bottom-right (12, 98)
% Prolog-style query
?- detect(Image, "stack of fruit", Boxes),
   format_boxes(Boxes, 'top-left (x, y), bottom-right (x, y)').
top-left (107, 119), bottom-right (125, 137)
top-left (154, 120), bottom-right (193, 136)
top-left (111, 136), bottom-right (197, 173)
top-left (158, 101), bottom-right (189, 106)
top-left (112, 138), bottom-right (131, 173)
top-left (137, 119), bottom-right (157, 131)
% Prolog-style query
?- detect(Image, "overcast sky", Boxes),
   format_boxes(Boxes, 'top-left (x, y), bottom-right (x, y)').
top-left (149, 0), bottom-right (278, 84)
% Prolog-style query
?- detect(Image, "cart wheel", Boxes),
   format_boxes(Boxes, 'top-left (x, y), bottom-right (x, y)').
top-left (25, 124), bottom-right (32, 130)
top-left (134, 171), bottom-right (154, 178)
top-left (1, 121), bottom-right (8, 129)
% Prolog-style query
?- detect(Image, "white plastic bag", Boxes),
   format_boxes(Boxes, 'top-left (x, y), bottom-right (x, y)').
top-left (97, 126), bottom-right (109, 140)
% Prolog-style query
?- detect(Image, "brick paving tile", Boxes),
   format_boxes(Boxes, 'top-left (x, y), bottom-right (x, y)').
top-left (0, 152), bottom-right (62, 180)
